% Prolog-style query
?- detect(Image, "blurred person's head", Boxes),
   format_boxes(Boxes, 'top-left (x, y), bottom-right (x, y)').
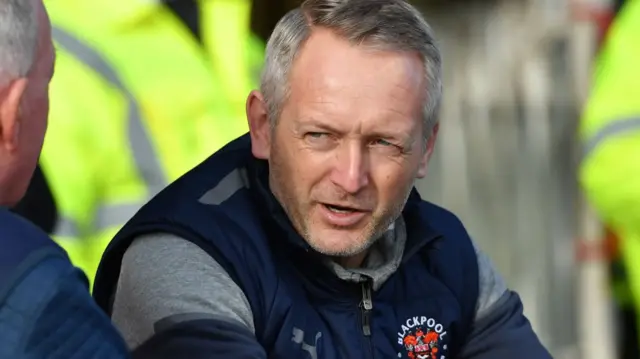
top-left (0, 0), bottom-right (54, 207)
top-left (246, 0), bottom-right (441, 267)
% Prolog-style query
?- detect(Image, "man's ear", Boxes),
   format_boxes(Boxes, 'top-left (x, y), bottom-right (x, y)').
top-left (416, 123), bottom-right (439, 178)
top-left (0, 78), bottom-right (28, 153)
top-left (246, 90), bottom-right (271, 159)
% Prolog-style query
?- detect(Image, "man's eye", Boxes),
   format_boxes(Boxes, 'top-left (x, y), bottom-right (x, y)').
top-left (307, 132), bottom-right (328, 139)
top-left (373, 139), bottom-right (393, 147)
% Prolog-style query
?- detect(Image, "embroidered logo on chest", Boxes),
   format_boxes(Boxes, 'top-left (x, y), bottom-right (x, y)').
top-left (397, 316), bottom-right (448, 359)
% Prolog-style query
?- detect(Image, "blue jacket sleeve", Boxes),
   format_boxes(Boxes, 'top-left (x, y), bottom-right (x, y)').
top-left (0, 251), bottom-right (130, 359)
top-left (0, 207), bottom-right (129, 359)
top-left (458, 291), bottom-right (552, 359)
top-left (132, 319), bottom-right (268, 359)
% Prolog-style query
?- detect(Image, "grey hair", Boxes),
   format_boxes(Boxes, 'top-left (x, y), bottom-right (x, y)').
top-left (0, 0), bottom-right (38, 83)
top-left (260, 0), bottom-right (443, 136)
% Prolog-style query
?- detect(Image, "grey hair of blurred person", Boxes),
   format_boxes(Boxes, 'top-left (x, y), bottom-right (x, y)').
top-left (0, 0), bottom-right (38, 86)
top-left (260, 0), bottom-right (443, 140)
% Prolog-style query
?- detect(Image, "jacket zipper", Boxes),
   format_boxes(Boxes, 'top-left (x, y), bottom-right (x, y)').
top-left (359, 279), bottom-right (374, 358)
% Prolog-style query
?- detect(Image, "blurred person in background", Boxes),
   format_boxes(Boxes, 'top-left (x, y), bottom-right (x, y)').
top-left (0, 0), bottom-right (130, 356)
top-left (579, 0), bottom-right (640, 358)
top-left (10, 0), bottom-right (264, 285)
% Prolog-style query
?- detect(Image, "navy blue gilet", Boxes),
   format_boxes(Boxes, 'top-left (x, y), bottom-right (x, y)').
top-left (93, 134), bottom-right (479, 359)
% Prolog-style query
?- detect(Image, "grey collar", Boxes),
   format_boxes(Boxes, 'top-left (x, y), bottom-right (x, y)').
top-left (324, 216), bottom-right (407, 291)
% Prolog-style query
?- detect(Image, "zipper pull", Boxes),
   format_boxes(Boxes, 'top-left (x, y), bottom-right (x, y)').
top-left (360, 280), bottom-right (373, 336)
top-left (361, 280), bottom-right (373, 310)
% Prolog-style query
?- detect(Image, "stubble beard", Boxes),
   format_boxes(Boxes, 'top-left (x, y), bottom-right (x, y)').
top-left (270, 165), bottom-right (405, 258)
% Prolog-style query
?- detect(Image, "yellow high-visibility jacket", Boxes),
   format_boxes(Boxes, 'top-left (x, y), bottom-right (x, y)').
top-left (42, 0), bottom-right (264, 285)
top-left (579, 0), bottom-right (640, 324)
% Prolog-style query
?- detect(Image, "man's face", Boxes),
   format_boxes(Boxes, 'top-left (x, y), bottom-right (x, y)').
top-left (259, 29), bottom-right (437, 259)
top-left (2, 0), bottom-right (54, 205)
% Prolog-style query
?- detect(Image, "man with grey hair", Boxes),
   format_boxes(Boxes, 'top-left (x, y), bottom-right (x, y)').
top-left (94, 0), bottom-right (552, 358)
top-left (0, 0), bottom-right (132, 357)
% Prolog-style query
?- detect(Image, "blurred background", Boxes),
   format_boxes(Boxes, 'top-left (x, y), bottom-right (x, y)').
top-left (414, 1), bottom-right (624, 359)
top-left (14, 0), bottom-right (635, 358)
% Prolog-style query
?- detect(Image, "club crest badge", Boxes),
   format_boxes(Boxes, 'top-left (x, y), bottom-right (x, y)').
top-left (397, 316), bottom-right (448, 359)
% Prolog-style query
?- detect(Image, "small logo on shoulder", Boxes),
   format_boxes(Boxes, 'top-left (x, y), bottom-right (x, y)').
top-left (397, 316), bottom-right (448, 359)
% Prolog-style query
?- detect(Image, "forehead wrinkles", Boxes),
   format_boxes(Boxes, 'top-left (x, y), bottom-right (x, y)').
top-left (288, 78), bottom-right (424, 135)
top-left (287, 35), bottom-right (425, 123)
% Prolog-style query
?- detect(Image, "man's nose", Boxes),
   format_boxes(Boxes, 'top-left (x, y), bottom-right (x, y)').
top-left (330, 142), bottom-right (370, 194)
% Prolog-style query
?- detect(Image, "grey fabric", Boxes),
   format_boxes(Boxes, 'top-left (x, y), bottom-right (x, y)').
top-left (111, 233), bottom-right (254, 349)
top-left (324, 219), bottom-right (406, 290)
top-left (458, 291), bottom-right (552, 359)
top-left (473, 241), bottom-right (508, 319)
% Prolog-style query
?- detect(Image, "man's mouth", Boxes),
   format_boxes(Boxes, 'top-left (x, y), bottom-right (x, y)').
top-left (322, 203), bottom-right (365, 214)
top-left (318, 203), bottom-right (370, 227)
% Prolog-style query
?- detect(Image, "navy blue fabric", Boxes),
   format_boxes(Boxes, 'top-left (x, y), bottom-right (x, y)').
top-left (0, 209), bottom-right (129, 359)
top-left (131, 319), bottom-right (267, 359)
top-left (0, 209), bottom-right (66, 292)
top-left (94, 134), bottom-right (480, 359)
